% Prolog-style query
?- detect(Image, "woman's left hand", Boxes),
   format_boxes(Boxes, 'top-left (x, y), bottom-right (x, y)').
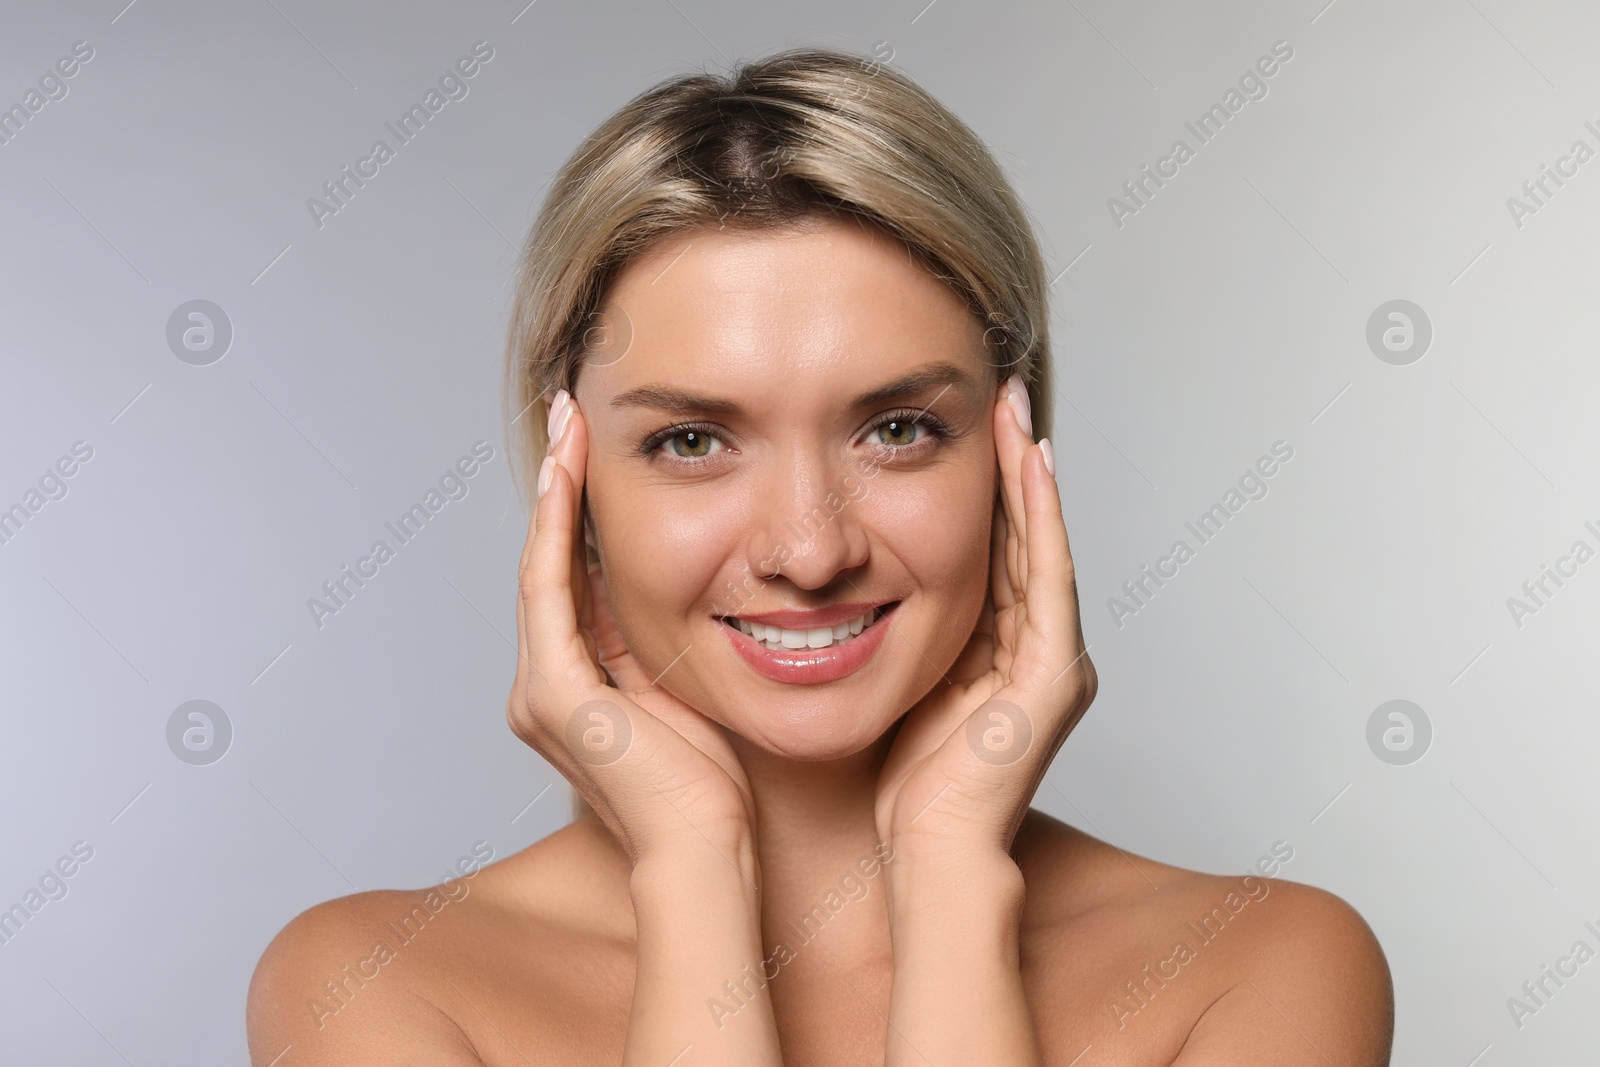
top-left (873, 373), bottom-right (1098, 861)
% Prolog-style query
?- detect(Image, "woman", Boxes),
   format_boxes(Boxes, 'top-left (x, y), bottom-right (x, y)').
top-left (248, 47), bottom-right (1393, 1065)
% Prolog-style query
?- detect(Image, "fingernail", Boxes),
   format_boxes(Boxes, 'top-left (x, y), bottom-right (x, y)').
top-left (546, 390), bottom-right (570, 438)
top-left (1039, 437), bottom-right (1055, 477)
top-left (1005, 376), bottom-right (1033, 438)
top-left (552, 399), bottom-right (574, 445)
top-left (537, 455), bottom-right (555, 499)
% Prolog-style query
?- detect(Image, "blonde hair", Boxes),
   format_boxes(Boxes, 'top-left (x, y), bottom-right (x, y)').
top-left (499, 46), bottom-right (1055, 823)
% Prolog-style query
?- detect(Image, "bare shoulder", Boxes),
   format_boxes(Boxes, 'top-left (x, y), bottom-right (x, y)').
top-left (246, 886), bottom-right (483, 1066)
top-left (1014, 809), bottom-right (1394, 1065)
top-left (246, 820), bottom-right (635, 1067)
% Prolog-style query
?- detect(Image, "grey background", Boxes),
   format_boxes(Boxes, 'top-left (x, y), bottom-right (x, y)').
top-left (2, 0), bottom-right (1596, 1062)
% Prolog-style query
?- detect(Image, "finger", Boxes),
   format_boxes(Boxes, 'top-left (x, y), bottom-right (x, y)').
top-left (514, 391), bottom-right (577, 633)
top-left (523, 409), bottom-right (600, 696)
top-left (1020, 438), bottom-right (1091, 696)
top-left (512, 392), bottom-right (561, 695)
top-left (516, 440), bottom-right (659, 826)
top-left (993, 376), bottom-right (1032, 608)
top-left (551, 399), bottom-right (592, 642)
top-left (514, 390), bottom-right (563, 580)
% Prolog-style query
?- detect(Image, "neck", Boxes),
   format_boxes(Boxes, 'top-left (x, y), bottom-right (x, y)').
top-left (726, 727), bottom-right (900, 971)
top-left (565, 722), bottom-right (904, 969)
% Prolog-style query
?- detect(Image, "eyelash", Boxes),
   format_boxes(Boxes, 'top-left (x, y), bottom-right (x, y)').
top-left (638, 407), bottom-right (955, 466)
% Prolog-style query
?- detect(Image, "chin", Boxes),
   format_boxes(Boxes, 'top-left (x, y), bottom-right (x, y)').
top-left (703, 687), bottom-right (902, 762)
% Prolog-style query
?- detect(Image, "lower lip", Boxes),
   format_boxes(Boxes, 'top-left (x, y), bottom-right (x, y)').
top-left (719, 603), bottom-right (899, 685)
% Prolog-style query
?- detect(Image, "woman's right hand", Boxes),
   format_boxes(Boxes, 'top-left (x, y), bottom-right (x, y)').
top-left (510, 390), bottom-right (783, 1066)
top-left (507, 388), bottom-right (758, 868)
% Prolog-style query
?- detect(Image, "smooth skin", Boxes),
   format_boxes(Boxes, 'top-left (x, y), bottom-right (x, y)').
top-left (247, 216), bottom-right (1393, 1066)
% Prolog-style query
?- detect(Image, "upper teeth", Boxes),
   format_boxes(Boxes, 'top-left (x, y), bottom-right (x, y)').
top-left (732, 608), bottom-right (880, 650)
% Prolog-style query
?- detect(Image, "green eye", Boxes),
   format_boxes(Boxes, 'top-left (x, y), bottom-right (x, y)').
top-left (644, 424), bottom-right (727, 462)
top-left (667, 430), bottom-right (715, 458)
top-left (874, 419), bottom-right (924, 447)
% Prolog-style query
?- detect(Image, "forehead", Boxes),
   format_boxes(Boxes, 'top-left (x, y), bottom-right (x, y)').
top-left (583, 217), bottom-right (989, 400)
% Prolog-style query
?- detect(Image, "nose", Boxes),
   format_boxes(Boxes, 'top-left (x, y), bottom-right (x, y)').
top-left (744, 450), bottom-right (870, 590)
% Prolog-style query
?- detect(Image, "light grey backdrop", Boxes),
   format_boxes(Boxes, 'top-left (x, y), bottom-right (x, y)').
top-left (2, 0), bottom-right (1596, 1062)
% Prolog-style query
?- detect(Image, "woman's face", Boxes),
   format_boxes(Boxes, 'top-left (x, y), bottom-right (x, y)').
top-left (573, 215), bottom-right (999, 761)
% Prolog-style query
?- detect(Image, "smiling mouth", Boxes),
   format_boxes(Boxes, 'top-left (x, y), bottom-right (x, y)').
top-left (718, 602), bottom-right (900, 651)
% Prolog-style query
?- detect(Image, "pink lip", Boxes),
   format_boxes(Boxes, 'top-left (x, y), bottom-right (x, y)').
top-left (719, 602), bottom-right (899, 685)
top-left (732, 601), bottom-right (890, 630)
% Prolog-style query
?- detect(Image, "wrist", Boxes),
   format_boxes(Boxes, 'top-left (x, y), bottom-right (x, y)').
top-left (630, 835), bottom-right (762, 905)
top-left (884, 845), bottom-right (1024, 928)
top-left (883, 834), bottom-right (1020, 882)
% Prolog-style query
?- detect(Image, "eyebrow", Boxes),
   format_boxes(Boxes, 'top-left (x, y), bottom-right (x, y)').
top-left (609, 360), bottom-right (982, 416)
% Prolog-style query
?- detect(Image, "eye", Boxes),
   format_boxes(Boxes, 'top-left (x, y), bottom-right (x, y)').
top-left (664, 428), bottom-right (721, 459)
top-left (638, 409), bottom-right (953, 468)
top-left (865, 408), bottom-right (951, 453)
top-left (640, 423), bottom-right (730, 465)
top-left (870, 418), bottom-right (926, 448)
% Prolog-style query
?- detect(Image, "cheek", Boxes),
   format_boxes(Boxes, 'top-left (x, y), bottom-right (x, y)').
top-left (867, 468), bottom-right (994, 595)
top-left (594, 480), bottom-right (747, 638)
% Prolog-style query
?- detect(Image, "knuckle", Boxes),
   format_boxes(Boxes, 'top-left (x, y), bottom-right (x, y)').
top-left (1080, 661), bottom-right (1100, 704)
top-left (504, 683), bottom-right (552, 747)
top-left (504, 692), bottom-right (533, 741)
